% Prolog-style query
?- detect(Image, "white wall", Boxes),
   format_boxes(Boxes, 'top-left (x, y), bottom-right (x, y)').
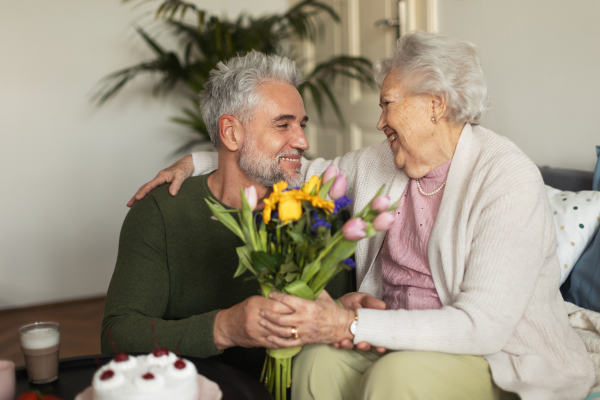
top-left (438, 0), bottom-right (600, 171)
top-left (0, 0), bottom-right (285, 310)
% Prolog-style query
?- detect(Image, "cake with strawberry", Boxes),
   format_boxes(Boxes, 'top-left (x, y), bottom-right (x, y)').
top-left (92, 349), bottom-right (199, 400)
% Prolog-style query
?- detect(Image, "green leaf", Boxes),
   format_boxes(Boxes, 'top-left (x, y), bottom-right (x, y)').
top-left (286, 231), bottom-right (306, 243)
top-left (134, 26), bottom-right (166, 56)
top-left (235, 246), bottom-right (256, 277)
top-left (205, 199), bottom-right (245, 241)
top-left (279, 261), bottom-right (299, 274)
top-left (316, 78), bottom-right (345, 127)
top-left (317, 175), bottom-right (335, 199)
top-left (251, 251), bottom-right (284, 273)
top-left (283, 280), bottom-right (316, 300)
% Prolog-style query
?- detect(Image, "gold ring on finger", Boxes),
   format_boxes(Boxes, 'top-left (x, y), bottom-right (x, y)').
top-left (290, 327), bottom-right (299, 340)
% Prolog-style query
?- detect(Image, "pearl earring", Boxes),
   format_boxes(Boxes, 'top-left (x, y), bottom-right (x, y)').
top-left (431, 116), bottom-right (436, 123)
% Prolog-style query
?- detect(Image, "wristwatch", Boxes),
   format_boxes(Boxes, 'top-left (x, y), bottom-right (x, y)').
top-left (349, 311), bottom-right (358, 336)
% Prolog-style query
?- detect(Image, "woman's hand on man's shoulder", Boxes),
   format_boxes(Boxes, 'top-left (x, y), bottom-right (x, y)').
top-left (127, 155), bottom-right (194, 207)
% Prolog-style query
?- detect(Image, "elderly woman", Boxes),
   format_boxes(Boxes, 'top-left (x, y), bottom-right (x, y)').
top-left (131, 32), bottom-right (593, 399)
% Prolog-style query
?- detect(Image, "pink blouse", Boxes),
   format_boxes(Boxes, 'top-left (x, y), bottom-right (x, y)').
top-left (381, 160), bottom-right (452, 311)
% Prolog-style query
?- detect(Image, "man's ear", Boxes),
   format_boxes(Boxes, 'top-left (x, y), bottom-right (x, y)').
top-left (218, 114), bottom-right (244, 152)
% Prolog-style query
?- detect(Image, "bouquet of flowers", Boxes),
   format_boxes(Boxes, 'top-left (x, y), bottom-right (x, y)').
top-left (206, 165), bottom-right (397, 400)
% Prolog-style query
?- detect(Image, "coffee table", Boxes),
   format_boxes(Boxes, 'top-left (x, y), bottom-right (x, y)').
top-left (15, 354), bottom-right (272, 400)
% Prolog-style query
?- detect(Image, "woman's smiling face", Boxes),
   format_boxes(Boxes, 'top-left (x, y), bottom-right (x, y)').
top-left (376, 71), bottom-right (438, 178)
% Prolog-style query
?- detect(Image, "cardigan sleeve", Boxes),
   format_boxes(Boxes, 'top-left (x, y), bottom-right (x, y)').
top-left (354, 172), bottom-right (553, 355)
top-left (191, 151), bottom-right (218, 176)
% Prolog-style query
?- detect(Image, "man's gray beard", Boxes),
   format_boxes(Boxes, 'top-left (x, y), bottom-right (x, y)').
top-left (239, 133), bottom-right (304, 188)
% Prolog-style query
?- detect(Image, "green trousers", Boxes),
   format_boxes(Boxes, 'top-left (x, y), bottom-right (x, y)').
top-left (292, 344), bottom-right (519, 400)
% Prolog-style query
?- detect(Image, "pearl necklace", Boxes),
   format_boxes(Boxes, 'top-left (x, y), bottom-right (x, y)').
top-left (416, 179), bottom-right (446, 196)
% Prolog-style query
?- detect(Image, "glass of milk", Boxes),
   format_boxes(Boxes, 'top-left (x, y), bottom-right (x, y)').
top-left (18, 322), bottom-right (60, 384)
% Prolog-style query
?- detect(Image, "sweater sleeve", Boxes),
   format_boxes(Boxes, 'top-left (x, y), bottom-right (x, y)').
top-left (354, 173), bottom-right (551, 354)
top-left (101, 195), bottom-right (222, 358)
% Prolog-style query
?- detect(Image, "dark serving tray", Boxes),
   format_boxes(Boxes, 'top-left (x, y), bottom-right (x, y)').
top-left (15, 354), bottom-right (272, 400)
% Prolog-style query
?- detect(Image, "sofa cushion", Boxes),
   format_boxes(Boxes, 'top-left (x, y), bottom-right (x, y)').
top-left (546, 186), bottom-right (600, 284)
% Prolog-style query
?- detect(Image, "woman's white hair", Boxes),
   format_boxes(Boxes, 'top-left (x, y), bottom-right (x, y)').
top-left (374, 31), bottom-right (490, 125)
top-left (200, 50), bottom-right (304, 149)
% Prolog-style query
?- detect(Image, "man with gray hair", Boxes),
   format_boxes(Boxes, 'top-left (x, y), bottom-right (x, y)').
top-left (101, 50), bottom-right (352, 376)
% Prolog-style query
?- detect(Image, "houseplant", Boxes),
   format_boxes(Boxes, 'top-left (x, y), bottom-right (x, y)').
top-left (93, 0), bottom-right (374, 154)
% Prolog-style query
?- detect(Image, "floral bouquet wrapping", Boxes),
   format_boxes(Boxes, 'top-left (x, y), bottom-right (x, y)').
top-left (206, 165), bottom-right (397, 400)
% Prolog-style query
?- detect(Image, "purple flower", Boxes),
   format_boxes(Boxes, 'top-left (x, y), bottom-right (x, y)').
top-left (333, 195), bottom-right (353, 214)
top-left (311, 212), bottom-right (331, 232)
top-left (342, 258), bottom-right (356, 269)
top-left (342, 218), bottom-right (367, 241)
top-left (254, 212), bottom-right (263, 225)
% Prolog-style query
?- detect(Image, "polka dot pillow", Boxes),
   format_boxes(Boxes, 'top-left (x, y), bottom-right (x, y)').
top-left (546, 185), bottom-right (600, 284)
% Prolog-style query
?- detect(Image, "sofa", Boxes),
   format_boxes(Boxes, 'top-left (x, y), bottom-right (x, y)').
top-left (540, 165), bottom-right (600, 399)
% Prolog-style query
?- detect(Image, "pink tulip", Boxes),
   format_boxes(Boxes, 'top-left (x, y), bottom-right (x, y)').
top-left (342, 218), bottom-right (367, 241)
top-left (243, 186), bottom-right (257, 210)
top-left (329, 171), bottom-right (347, 200)
top-left (371, 195), bottom-right (391, 212)
top-left (322, 164), bottom-right (340, 184)
top-left (373, 212), bottom-right (395, 231)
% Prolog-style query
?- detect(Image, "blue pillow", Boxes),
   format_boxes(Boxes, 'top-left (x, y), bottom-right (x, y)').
top-left (562, 146), bottom-right (600, 310)
top-left (562, 226), bottom-right (600, 311)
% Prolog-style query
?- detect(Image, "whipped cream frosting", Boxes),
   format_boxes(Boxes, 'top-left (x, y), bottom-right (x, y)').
top-left (92, 352), bottom-right (198, 400)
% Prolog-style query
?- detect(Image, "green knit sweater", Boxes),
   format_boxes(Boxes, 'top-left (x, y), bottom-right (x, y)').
top-left (101, 173), bottom-right (353, 376)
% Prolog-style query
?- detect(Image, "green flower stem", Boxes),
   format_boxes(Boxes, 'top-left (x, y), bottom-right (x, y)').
top-left (265, 347), bottom-right (303, 400)
top-left (300, 232), bottom-right (344, 283)
top-left (310, 239), bottom-right (356, 292)
top-left (276, 227), bottom-right (282, 252)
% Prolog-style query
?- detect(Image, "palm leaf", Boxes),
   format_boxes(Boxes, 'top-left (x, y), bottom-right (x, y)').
top-left (316, 78), bottom-right (345, 126)
top-left (134, 26), bottom-right (165, 56)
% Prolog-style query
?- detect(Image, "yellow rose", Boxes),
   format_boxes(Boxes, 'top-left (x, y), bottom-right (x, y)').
top-left (278, 197), bottom-right (303, 223)
top-left (302, 175), bottom-right (321, 194)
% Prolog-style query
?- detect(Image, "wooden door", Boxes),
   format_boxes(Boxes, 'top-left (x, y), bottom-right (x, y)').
top-left (298, 0), bottom-right (437, 159)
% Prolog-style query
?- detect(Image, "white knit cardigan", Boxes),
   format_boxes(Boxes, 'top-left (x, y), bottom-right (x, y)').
top-left (192, 124), bottom-right (594, 400)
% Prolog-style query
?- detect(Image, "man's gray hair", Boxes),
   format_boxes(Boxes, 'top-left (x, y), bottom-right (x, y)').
top-left (200, 50), bottom-right (304, 149)
top-left (373, 31), bottom-right (490, 125)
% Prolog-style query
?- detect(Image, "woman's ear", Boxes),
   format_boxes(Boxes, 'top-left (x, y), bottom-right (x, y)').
top-left (431, 93), bottom-right (448, 121)
top-left (218, 114), bottom-right (244, 151)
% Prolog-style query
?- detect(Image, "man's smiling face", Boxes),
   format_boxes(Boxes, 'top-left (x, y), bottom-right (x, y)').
top-left (238, 81), bottom-right (309, 188)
